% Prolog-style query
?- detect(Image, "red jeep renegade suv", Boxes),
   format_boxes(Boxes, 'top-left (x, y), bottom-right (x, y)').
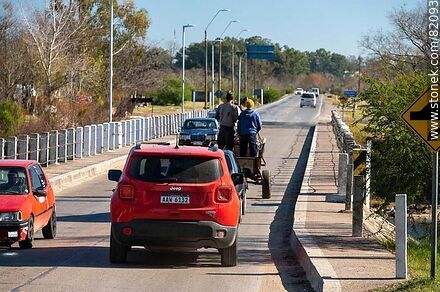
top-left (108, 144), bottom-right (243, 266)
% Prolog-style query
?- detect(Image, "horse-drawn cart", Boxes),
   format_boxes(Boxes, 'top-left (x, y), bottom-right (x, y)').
top-left (234, 135), bottom-right (271, 199)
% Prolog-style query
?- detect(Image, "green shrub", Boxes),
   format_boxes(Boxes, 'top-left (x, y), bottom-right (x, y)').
top-left (362, 73), bottom-right (431, 204)
top-left (263, 87), bottom-right (282, 104)
top-left (154, 76), bottom-right (193, 106)
top-left (0, 100), bottom-right (24, 137)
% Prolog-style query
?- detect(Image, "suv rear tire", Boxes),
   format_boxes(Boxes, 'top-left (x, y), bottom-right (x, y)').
top-left (220, 237), bottom-right (237, 267)
top-left (109, 231), bottom-right (127, 263)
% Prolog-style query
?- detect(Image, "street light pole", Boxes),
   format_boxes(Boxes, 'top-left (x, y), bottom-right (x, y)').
top-left (211, 42), bottom-right (215, 109)
top-left (109, 0), bottom-right (113, 122)
top-left (236, 51), bottom-right (244, 106)
top-left (204, 9), bottom-right (230, 109)
top-left (218, 20), bottom-right (239, 97)
top-left (232, 29), bottom-right (248, 96)
top-left (181, 24), bottom-right (196, 113)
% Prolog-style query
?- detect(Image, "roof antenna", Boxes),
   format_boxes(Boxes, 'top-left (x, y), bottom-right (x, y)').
top-left (175, 126), bottom-right (180, 149)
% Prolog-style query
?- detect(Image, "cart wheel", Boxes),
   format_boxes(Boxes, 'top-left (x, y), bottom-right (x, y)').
top-left (262, 170), bottom-right (271, 199)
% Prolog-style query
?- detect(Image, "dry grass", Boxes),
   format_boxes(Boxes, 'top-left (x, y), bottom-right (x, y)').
top-left (131, 101), bottom-right (212, 117)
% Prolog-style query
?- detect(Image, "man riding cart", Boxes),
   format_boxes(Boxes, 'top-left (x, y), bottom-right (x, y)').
top-left (234, 99), bottom-right (271, 198)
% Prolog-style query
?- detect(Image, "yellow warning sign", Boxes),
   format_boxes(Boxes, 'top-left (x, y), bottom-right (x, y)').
top-left (401, 86), bottom-right (440, 152)
top-left (353, 149), bottom-right (367, 176)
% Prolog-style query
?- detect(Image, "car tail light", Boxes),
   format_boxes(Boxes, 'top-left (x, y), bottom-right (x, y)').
top-left (118, 184), bottom-right (135, 200)
top-left (215, 185), bottom-right (233, 203)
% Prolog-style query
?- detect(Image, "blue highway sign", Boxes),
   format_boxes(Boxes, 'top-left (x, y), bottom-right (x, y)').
top-left (344, 90), bottom-right (357, 98)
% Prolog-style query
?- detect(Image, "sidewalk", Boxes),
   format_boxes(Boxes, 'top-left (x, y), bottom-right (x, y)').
top-left (46, 135), bottom-right (176, 192)
top-left (291, 111), bottom-right (402, 291)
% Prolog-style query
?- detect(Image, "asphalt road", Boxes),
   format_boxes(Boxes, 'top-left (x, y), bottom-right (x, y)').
top-left (0, 94), bottom-right (324, 292)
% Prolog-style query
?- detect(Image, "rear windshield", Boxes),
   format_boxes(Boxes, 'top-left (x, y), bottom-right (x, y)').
top-left (183, 120), bottom-right (217, 130)
top-left (0, 167), bottom-right (30, 194)
top-left (302, 93), bottom-right (315, 98)
top-left (129, 156), bottom-right (222, 183)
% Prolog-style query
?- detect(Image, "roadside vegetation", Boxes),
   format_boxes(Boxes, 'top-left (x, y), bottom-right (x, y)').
top-left (0, 0), bottom-right (359, 137)
top-left (337, 3), bottom-right (434, 290)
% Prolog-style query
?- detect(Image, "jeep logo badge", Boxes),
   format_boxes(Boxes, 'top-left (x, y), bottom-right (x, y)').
top-left (170, 186), bottom-right (181, 191)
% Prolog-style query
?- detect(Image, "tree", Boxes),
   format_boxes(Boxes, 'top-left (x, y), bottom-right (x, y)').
top-left (361, 4), bottom-right (429, 74)
top-left (360, 3), bottom-right (433, 204)
top-left (23, 0), bottom-right (93, 99)
top-left (0, 2), bottom-right (34, 101)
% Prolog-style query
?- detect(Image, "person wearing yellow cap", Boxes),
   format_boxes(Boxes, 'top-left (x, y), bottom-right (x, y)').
top-left (237, 98), bottom-right (262, 157)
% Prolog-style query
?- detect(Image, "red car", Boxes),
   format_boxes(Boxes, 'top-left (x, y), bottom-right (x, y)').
top-left (108, 144), bottom-right (243, 266)
top-left (0, 160), bottom-right (57, 248)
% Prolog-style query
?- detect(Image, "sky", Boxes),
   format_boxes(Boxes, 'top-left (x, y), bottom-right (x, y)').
top-left (136, 0), bottom-right (421, 56)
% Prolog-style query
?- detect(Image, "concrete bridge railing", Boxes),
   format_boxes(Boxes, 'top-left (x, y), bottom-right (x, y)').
top-left (0, 110), bottom-right (208, 166)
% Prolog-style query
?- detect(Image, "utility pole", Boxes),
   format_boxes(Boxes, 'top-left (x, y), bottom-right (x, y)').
top-left (181, 24), bottom-right (196, 113)
top-left (204, 30), bottom-right (208, 109)
top-left (109, 0), bottom-right (113, 122)
top-left (204, 9), bottom-right (230, 109)
top-left (231, 43), bottom-right (235, 95)
top-left (211, 43), bottom-right (215, 109)
top-left (218, 41), bottom-right (222, 95)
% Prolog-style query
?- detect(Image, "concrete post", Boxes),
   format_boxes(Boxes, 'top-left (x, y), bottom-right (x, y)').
top-left (125, 120), bottom-right (130, 146)
top-left (365, 140), bottom-right (372, 209)
top-left (66, 128), bottom-right (75, 160)
top-left (103, 123), bottom-right (109, 152)
top-left (157, 116), bottom-right (161, 137)
top-left (395, 193), bottom-right (408, 279)
top-left (135, 119), bottom-right (141, 142)
top-left (143, 118), bottom-right (147, 141)
top-left (97, 124), bottom-right (104, 154)
top-left (83, 126), bottom-right (91, 157)
top-left (115, 122), bottom-right (122, 149)
top-left (120, 121), bottom-right (126, 147)
top-left (48, 130), bottom-right (58, 164)
top-left (153, 116), bottom-right (158, 138)
top-left (130, 120), bottom-right (135, 143)
top-left (58, 130), bottom-right (67, 162)
top-left (90, 125), bottom-right (97, 156)
top-left (5, 136), bottom-right (17, 159)
top-left (0, 138), bottom-right (4, 159)
top-left (169, 115), bottom-right (172, 134)
top-left (29, 134), bottom-right (39, 161)
top-left (162, 116), bottom-right (166, 136)
top-left (39, 133), bottom-right (49, 166)
top-left (17, 135), bottom-right (29, 160)
top-left (145, 118), bottom-right (151, 141)
top-left (109, 123), bottom-right (115, 150)
top-left (352, 175), bottom-right (364, 237)
top-left (345, 149), bottom-right (354, 211)
top-left (338, 153), bottom-right (348, 196)
top-left (75, 127), bottom-right (83, 159)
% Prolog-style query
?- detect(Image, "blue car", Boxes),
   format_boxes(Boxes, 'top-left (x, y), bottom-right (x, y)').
top-left (179, 118), bottom-right (219, 146)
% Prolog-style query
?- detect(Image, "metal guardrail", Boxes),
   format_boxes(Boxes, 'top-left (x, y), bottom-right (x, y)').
top-left (0, 110), bottom-right (208, 166)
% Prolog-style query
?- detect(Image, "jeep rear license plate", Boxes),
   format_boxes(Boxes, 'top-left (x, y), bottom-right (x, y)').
top-left (160, 194), bottom-right (190, 204)
top-left (192, 141), bottom-right (203, 146)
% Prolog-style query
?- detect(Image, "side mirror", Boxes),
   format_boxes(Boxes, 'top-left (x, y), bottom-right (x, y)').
top-left (108, 169), bottom-right (122, 182)
top-left (34, 188), bottom-right (47, 197)
top-left (231, 173), bottom-right (244, 185)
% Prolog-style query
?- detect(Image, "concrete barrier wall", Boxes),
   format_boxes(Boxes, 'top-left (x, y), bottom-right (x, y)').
top-left (0, 110), bottom-right (207, 166)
